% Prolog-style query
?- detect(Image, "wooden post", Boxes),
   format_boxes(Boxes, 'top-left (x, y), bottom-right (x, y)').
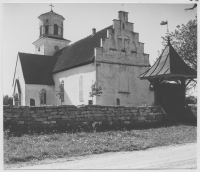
top-left (154, 78), bottom-right (161, 105)
top-left (180, 78), bottom-right (186, 115)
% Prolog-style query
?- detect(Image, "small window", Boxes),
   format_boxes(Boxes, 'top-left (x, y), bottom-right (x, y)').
top-left (117, 98), bottom-right (120, 105)
top-left (61, 28), bottom-right (63, 37)
top-left (88, 100), bottom-right (93, 105)
top-left (45, 26), bottom-right (49, 34)
top-left (30, 99), bottom-right (35, 106)
top-left (40, 26), bottom-right (42, 36)
top-left (54, 24), bottom-right (58, 35)
top-left (122, 23), bottom-right (125, 29)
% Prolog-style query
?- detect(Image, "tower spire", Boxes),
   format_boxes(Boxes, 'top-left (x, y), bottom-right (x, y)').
top-left (49, 3), bottom-right (54, 12)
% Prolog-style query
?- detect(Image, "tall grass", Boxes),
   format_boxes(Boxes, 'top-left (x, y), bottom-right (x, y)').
top-left (4, 124), bottom-right (197, 165)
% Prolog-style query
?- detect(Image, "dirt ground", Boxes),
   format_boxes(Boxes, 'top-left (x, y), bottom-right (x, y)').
top-left (8, 142), bottom-right (197, 170)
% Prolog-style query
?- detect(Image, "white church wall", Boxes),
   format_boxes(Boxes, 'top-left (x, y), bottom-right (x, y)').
top-left (34, 42), bottom-right (44, 55)
top-left (33, 37), bottom-right (69, 56)
top-left (13, 56), bottom-right (26, 106)
top-left (52, 63), bottom-right (96, 106)
top-left (44, 38), bottom-right (69, 56)
top-left (25, 84), bottom-right (55, 106)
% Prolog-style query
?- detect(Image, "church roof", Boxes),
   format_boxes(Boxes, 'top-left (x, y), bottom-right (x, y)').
top-left (52, 25), bottom-right (113, 73)
top-left (139, 39), bottom-right (197, 80)
top-left (18, 52), bottom-right (58, 85)
top-left (33, 36), bottom-right (70, 45)
top-left (38, 10), bottom-right (65, 20)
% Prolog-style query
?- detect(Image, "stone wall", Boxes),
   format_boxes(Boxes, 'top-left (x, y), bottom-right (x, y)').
top-left (3, 105), bottom-right (164, 134)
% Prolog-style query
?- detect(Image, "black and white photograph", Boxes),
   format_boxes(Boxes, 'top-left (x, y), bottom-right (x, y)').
top-left (2, 0), bottom-right (198, 170)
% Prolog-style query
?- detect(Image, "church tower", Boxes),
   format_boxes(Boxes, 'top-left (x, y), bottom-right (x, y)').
top-left (33, 5), bottom-right (70, 56)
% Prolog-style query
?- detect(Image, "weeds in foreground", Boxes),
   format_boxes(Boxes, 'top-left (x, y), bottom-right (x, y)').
top-left (4, 124), bottom-right (197, 165)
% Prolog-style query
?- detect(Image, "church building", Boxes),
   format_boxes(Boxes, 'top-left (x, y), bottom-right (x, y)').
top-left (12, 8), bottom-right (154, 106)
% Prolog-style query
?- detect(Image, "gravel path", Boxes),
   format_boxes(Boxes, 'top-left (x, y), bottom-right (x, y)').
top-left (11, 143), bottom-right (197, 169)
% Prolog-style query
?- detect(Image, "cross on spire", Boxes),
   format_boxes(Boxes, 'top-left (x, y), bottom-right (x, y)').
top-left (49, 3), bottom-right (54, 12)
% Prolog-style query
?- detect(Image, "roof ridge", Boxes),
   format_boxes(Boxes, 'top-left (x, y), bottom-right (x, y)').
top-left (68, 25), bottom-right (113, 48)
top-left (18, 52), bottom-right (59, 58)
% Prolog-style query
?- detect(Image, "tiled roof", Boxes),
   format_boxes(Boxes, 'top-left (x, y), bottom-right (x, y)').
top-left (18, 52), bottom-right (58, 85)
top-left (139, 39), bottom-right (197, 80)
top-left (53, 25), bottom-right (113, 73)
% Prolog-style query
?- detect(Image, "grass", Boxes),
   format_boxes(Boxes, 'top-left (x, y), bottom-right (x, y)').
top-left (4, 124), bottom-right (197, 166)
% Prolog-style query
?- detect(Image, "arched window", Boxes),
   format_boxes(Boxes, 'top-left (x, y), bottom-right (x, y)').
top-left (39, 89), bottom-right (46, 105)
top-left (61, 80), bottom-right (64, 102)
top-left (117, 98), bottom-right (120, 105)
top-left (45, 26), bottom-right (49, 34)
top-left (30, 99), bottom-right (35, 106)
top-left (40, 26), bottom-right (42, 36)
top-left (14, 79), bottom-right (21, 106)
top-left (79, 76), bottom-right (84, 102)
top-left (54, 24), bottom-right (58, 35)
top-left (61, 28), bottom-right (63, 37)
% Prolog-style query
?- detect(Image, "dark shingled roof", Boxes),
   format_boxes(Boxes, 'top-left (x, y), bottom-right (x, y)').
top-left (53, 25), bottom-right (113, 73)
top-left (139, 39), bottom-right (197, 80)
top-left (18, 52), bottom-right (58, 85)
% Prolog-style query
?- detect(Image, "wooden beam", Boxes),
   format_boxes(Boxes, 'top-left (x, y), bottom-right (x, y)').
top-left (180, 78), bottom-right (186, 116)
top-left (185, 79), bottom-right (192, 88)
top-left (154, 78), bottom-right (161, 105)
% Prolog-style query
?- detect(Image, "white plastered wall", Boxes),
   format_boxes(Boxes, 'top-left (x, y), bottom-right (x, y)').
top-left (25, 84), bottom-right (55, 106)
top-left (52, 63), bottom-right (96, 106)
top-left (13, 56), bottom-right (26, 105)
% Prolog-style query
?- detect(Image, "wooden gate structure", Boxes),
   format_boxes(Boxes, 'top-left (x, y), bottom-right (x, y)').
top-left (139, 38), bottom-right (197, 121)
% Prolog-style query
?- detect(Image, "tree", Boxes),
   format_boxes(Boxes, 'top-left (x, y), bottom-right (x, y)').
top-left (38, 88), bottom-right (46, 106)
top-left (162, 16), bottom-right (197, 70)
top-left (161, 17), bottom-right (197, 94)
top-left (12, 93), bottom-right (19, 106)
top-left (89, 81), bottom-right (103, 104)
top-left (56, 83), bottom-right (64, 105)
top-left (3, 95), bottom-right (13, 105)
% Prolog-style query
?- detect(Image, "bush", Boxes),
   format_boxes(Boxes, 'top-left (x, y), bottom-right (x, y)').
top-left (186, 96), bottom-right (197, 104)
top-left (3, 95), bottom-right (13, 105)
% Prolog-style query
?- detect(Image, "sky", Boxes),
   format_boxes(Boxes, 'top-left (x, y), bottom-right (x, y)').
top-left (1, 2), bottom-right (197, 96)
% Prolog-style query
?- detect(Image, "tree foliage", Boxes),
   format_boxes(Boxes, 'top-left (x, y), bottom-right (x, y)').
top-left (162, 16), bottom-right (197, 70)
top-left (56, 83), bottom-right (64, 105)
top-left (38, 88), bottom-right (46, 105)
top-left (162, 17), bottom-right (197, 95)
top-left (3, 95), bottom-right (13, 105)
top-left (89, 81), bottom-right (103, 103)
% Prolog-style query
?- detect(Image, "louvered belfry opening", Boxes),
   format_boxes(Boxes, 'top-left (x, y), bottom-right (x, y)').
top-left (139, 38), bottom-right (197, 121)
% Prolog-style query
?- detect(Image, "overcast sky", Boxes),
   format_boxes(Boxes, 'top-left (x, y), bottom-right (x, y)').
top-left (2, 2), bottom-right (197, 96)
